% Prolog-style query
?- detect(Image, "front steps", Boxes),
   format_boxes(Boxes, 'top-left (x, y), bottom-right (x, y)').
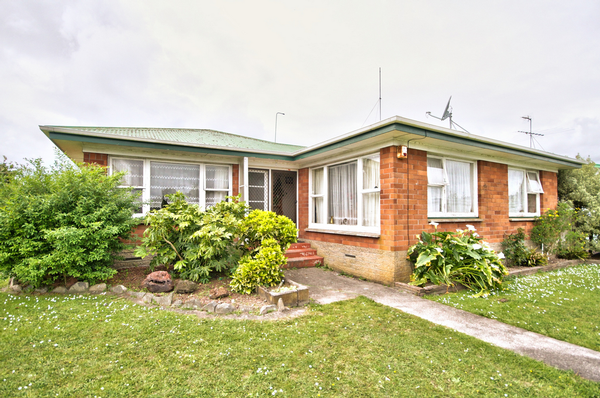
top-left (283, 242), bottom-right (324, 269)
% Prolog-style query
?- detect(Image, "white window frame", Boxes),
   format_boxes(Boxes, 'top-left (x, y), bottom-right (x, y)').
top-left (109, 156), bottom-right (232, 215)
top-left (427, 155), bottom-right (478, 218)
top-left (508, 168), bottom-right (543, 217)
top-left (308, 153), bottom-right (380, 234)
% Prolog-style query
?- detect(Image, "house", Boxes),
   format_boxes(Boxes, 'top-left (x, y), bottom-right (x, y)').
top-left (40, 116), bottom-right (584, 285)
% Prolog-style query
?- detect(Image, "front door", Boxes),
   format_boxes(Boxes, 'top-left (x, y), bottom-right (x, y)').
top-left (271, 170), bottom-right (297, 224)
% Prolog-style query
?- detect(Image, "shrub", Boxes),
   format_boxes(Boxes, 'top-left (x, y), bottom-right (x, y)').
top-left (555, 231), bottom-right (589, 260)
top-left (230, 238), bottom-right (286, 294)
top-left (240, 210), bottom-right (297, 253)
top-left (531, 203), bottom-right (589, 259)
top-left (0, 159), bottom-right (139, 287)
top-left (135, 193), bottom-right (249, 283)
top-left (501, 228), bottom-right (547, 267)
top-left (408, 227), bottom-right (508, 297)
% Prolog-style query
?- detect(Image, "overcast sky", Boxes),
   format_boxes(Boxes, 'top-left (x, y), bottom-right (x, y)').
top-left (2, 0), bottom-right (599, 164)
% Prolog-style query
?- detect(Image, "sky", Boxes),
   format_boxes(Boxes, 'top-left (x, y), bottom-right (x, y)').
top-left (2, 0), bottom-right (599, 164)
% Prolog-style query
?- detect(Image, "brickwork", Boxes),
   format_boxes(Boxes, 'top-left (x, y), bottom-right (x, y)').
top-left (232, 164), bottom-right (240, 196)
top-left (540, 171), bottom-right (558, 213)
top-left (83, 152), bottom-right (108, 167)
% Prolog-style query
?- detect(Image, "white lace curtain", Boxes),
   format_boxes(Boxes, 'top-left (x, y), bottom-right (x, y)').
top-left (446, 160), bottom-right (472, 213)
top-left (205, 165), bottom-right (230, 208)
top-left (328, 162), bottom-right (357, 225)
top-left (150, 162), bottom-right (200, 209)
top-left (112, 159), bottom-right (143, 187)
top-left (362, 158), bottom-right (380, 227)
top-left (508, 169), bottom-right (524, 213)
top-left (312, 168), bottom-right (324, 223)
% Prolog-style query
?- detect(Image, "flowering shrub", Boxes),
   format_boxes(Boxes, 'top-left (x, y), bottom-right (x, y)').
top-left (531, 203), bottom-right (589, 259)
top-left (501, 228), bottom-right (548, 267)
top-left (230, 238), bottom-right (286, 294)
top-left (408, 226), bottom-right (508, 297)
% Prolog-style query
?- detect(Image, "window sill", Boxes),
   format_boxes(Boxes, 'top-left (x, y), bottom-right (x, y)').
top-left (509, 217), bottom-right (537, 222)
top-left (304, 228), bottom-right (380, 239)
top-left (428, 218), bottom-right (482, 223)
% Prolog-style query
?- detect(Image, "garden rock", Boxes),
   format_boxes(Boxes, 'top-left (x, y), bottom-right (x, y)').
top-left (153, 293), bottom-right (173, 307)
top-left (9, 284), bottom-right (22, 293)
top-left (209, 286), bottom-right (229, 299)
top-left (127, 291), bottom-right (146, 299)
top-left (172, 299), bottom-right (183, 307)
top-left (202, 301), bottom-right (217, 313)
top-left (142, 271), bottom-right (174, 293)
top-left (69, 282), bottom-right (89, 293)
top-left (52, 286), bottom-right (67, 294)
top-left (260, 305), bottom-right (277, 315)
top-left (142, 293), bottom-right (155, 303)
top-left (277, 298), bottom-right (288, 312)
top-left (215, 303), bottom-right (235, 314)
top-left (34, 287), bottom-right (48, 294)
top-left (111, 285), bottom-right (128, 294)
top-left (89, 283), bottom-right (106, 294)
top-left (182, 298), bottom-right (203, 309)
top-left (174, 280), bottom-right (198, 294)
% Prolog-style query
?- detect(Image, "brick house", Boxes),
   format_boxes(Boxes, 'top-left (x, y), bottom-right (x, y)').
top-left (41, 116), bottom-right (584, 285)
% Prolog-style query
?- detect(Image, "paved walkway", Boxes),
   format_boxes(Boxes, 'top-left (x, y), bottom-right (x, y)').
top-left (285, 268), bottom-right (600, 382)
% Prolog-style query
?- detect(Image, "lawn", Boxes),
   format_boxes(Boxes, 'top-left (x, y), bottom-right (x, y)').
top-left (426, 263), bottom-right (600, 351)
top-left (1, 293), bottom-right (599, 397)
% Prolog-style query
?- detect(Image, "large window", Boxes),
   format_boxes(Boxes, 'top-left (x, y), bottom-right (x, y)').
top-left (508, 169), bottom-right (543, 216)
top-left (110, 157), bottom-right (231, 215)
top-left (427, 156), bottom-right (477, 217)
top-left (309, 154), bottom-right (380, 233)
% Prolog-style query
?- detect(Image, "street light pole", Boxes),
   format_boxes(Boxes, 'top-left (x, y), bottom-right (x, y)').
top-left (275, 112), bottom-right (285, 143)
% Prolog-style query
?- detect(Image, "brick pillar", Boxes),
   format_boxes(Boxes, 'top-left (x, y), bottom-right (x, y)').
top-left (232, 164), bottom-right (240, 196)
top-left (540, 171), bottom-right (557, 213)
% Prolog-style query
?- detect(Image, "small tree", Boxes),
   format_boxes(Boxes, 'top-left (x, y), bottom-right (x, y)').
top-left (0, 158), bottom-right (139, 287)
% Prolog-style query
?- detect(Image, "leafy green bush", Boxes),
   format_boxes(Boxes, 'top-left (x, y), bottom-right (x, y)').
top-left (240, 210), bottom-right (297, 253)
top-left (501, 228), bottom-right (547, 267)
top-left (135, 192), bottom-right (249, 283)
top-left (230, 238), bottom-right (286, 294)
top-left (531, 203), bottom-right (589, 259)
top-left (0, 159), bottom-right (139, 287)
top-left (408, 227), bottom-right (508, 297)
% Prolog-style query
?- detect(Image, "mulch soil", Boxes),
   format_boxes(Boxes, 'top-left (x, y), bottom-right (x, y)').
top-left (106, 265), bottom-right (267, 310)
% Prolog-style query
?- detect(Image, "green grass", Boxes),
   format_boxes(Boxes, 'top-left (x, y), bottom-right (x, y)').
top-left (1, 293), bottom-right (599, 397)
top-left (426, 263), bottom-right (600, 351)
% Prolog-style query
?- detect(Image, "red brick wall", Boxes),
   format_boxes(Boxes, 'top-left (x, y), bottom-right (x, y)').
top-left (540, 171), bottom-right (558, 213)
top-left (232, 164), bottom-right (240, 196)
top-left (83, 152), bottom-right (108, 167)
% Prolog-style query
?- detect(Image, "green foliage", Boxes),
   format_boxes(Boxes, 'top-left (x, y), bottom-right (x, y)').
top-left (135, 193), bottom-right (249, 283)
top-left (408, 228), bottom-right (508, 297)
top-left (0, 158), bottom-right (139, 287)
top-left (558, 155), bottom-right (600, 251)
top-left (531, 202), bottom-right (588, 259)
top-left (240, 209), bottom-right (298, 252)
top-left (229, 238), bottom-right (286, 294)
top-left (501, 228), bottom-right (547, 267)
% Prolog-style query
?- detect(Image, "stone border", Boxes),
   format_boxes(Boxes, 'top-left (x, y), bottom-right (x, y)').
top-left (395, 259), bottom-right (598, 296)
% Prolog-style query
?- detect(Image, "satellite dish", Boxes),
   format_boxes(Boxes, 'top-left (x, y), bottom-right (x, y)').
top-left (441, 96), bottom-right (452, 120)
top-left (425, 95), bottom-right (470, 134)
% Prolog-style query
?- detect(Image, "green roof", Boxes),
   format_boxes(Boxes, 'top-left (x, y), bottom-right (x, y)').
top-left (43, 126), bottom-right (305, 154)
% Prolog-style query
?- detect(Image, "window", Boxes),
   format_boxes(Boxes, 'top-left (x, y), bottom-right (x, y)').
top-left (508, 169), bottom-right (543, 216)
top-left (110, 157), bottom-right (231, 214)
top-left (427, 156), bottom-right (477, 217)
top-left (309, 154), bottom-right (380, 232)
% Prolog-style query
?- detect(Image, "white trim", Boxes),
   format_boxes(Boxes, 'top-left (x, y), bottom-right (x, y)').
top-left (427, 155), bottom-right (478, 218)
top-left (308, 153), bottom-right (381, 234)
top-left (509, 168), bottom-right (542, 217)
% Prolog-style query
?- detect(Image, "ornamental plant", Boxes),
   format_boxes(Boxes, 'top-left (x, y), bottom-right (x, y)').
top-left (0, 158), bottom-right (139, 287)
top-left (408, 226), bottom-right (508, 297)
top-left (531, 202), bottom-right (589, 259)
top-left (135, 192), bottom-right (249, 283)
top-left (501, 228), bottom-right (548, 267)
top-left (239, 209), bottom-right (298, 253)
top-left (230, 238), bottom-right (286, 294)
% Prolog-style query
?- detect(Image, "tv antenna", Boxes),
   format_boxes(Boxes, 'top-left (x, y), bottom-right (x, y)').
top-left (426, 96), bottom-right (470, 134)
top-left (519, 116), bottom-right (544, 148)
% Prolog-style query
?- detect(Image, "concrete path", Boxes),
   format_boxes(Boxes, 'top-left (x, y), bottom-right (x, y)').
top-left (285, 268), bottom-right (600, 382)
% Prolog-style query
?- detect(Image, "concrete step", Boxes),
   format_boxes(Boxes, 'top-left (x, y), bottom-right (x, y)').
top-left (283, 255), bottom-right (324, 269)
top-left (284, 248), bottom-right (318, 258)
top-left (289, 242), bottom-right (311, 250)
